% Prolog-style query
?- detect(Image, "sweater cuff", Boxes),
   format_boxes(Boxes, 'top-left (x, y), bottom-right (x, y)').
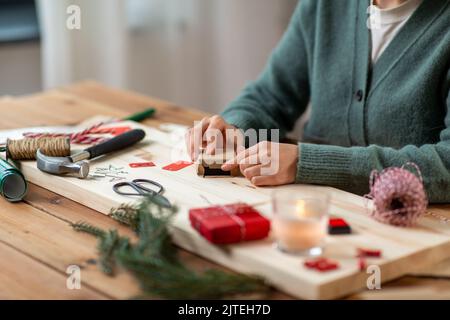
top-left (296, 143), bottom-right (354, 188)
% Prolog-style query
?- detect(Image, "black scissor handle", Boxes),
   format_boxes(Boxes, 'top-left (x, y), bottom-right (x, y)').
top-left (113, 182), bottom-right (146, 196)
top-left (113, 179), bottom-right (172, 208)
top-left (112, 179), bottom-right (164, 196)
top-left (131, 179), bottom-right (164, 195)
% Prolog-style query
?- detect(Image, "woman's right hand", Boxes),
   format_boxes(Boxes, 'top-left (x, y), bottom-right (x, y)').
top-left (185, 115), bottom-right (244, 161)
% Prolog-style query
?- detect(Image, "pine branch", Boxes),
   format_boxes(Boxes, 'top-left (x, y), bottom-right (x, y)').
top-left (98, 230), bottom-right (130, 275)
top-left (109, 203), bottom-right (140, 232)
top-left (72, 221), bottom-right (106, 238)
top-left (71, 196), bottom-right (271, 299)
top-left (117, 249), bottom-right (270, 299)
top-left (134, 201), bottom-right (180, 265)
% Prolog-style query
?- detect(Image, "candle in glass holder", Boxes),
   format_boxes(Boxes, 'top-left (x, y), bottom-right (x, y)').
top-left (272, 189), bottom-right (329, 255)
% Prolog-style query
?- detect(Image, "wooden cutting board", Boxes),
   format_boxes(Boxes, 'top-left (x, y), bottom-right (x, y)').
top-left (11, 119), bottom-right (450, 299)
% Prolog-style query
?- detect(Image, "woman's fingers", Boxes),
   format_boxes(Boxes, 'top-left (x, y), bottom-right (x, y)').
top-left (243, 164), bottom-right (262, 180)
top-left (205, 116), bottom-right (236, 155)
top-left (251, 175), bottom-right (275, 186)
top-left (204, 127), bottom-right (222, 155)
top-left (222, 144), bottom-right (260, 171)
top-left (187, 117), bottom-right (210, 160)
top-left (240, 152), bottom-right (274, 173)
top-left (185, 115), bottom-right (247, 162)
top-left (223, 141), bottom-right (273, 172)
top-left (189, 139), bottom-right (297, 187)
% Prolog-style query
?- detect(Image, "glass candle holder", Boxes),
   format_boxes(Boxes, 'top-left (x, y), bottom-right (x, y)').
top-left (272, 189), bottom-right (329, 256)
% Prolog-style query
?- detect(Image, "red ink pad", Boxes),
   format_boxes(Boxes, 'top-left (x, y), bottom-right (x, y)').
top-left (163, 161), bottom-right (193, 171)
top-left (328, 218), bottom-right (352, 235)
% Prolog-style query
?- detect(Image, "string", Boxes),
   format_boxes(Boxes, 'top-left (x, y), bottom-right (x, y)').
top-left (22, 121), bottom-right (109, 145)
top-left (6, 137), bottom-right (71, 160)
top-left (366, 163), bottom-right (428, 227)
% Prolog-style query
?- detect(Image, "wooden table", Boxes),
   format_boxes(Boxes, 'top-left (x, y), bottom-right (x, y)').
top-left (0, 81), bottom-right (449, 300)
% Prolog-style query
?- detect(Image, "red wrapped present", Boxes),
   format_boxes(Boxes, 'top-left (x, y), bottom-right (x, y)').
top-left (189, 203), bottom-right (271, 244)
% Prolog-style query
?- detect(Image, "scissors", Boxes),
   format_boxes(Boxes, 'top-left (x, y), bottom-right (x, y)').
top-left (113, 179), bottom-right (172, 208)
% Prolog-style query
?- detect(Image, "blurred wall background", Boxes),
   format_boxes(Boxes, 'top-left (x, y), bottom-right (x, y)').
top-left (0, 0), bottom-right (298, 113)
top-left (0, 0), bottom-right (41, 95)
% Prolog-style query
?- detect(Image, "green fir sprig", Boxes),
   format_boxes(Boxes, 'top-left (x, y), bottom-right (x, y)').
top-left (72, 197), bottom-right (271, 299)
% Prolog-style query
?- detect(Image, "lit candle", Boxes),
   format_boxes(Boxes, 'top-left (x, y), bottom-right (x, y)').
top-left (272, 191), bottom-right (329, 255)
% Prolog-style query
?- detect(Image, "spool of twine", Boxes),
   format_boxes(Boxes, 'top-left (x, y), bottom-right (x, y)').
top-left (6, 137), bottom-right (71, 160)
top-left (366, 163), bottom-right (428, 227)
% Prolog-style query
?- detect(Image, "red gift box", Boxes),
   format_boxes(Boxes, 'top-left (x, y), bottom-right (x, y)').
top-left (189, 203), bottom-right (271, 244)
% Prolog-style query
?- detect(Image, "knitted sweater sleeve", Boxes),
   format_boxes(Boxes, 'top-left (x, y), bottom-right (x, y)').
top-left (221, 2), bottom-right (311, 139)
top-left (298, 68), bottom-right (450, 203)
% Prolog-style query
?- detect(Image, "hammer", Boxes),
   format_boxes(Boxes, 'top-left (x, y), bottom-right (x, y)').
top-left (36, 129), bottom-right (146, 178)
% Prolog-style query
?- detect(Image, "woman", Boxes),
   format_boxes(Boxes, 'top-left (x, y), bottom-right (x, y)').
top-left (186, 0), bottom-right (450, 202)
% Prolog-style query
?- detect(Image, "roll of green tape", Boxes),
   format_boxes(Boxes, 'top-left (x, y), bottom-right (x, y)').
top-left (0, 158), bottom-right (27, 202)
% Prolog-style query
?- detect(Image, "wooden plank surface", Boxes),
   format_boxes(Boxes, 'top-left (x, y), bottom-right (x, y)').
top-left (10, 115), bottom-right (450, 299)
top-left (0, 241), bottom-right (105, 300)
top-left (0, 84), bottom-right (288, 300)
top-left (1, 91), bottom-right (127, 128)
top-left (0, 189), bottom-right (141, 299)
top-left (0, 81), bottom-right (449, 299)
top-left (21, 184), bottom-right (288, 299)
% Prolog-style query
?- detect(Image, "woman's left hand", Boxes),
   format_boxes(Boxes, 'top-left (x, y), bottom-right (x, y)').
top-left (221, 141), bottom-right (299, 186)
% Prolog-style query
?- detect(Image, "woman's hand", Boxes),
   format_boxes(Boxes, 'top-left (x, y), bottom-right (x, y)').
top-left (185, 115), bottom-right (243, 161)
top-left (222, 141), bottom-right (299, 186)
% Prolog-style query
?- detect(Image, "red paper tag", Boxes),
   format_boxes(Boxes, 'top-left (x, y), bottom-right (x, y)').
top-left (304, 258), bottom-right (327, 269)
top-left (163, 161), bottom-right (192, 171)
top-left (304, 258), bottom-right (340, 272)
top-left (358, 257), bottom-right (367, 271)
top-left (357, 248), bottom-right (382, 258)
top-left (316, 261), bottom-right (339, 272)
top-left (129, 162), bottom-right (156, 168)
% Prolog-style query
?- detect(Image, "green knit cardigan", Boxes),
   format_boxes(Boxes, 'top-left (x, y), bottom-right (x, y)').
top-left (221, 0), bottom-right (450, 203)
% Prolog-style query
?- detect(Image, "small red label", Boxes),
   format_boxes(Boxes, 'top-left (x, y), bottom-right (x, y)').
top-left (358, 257), bottom-right (367, 271)
top-left (129, 162), bottom-right (156, 168)
top-left (162, 161), bottom-right (193, 171)
top-left (357, 248), bottom-right (382, 258)
top-left (304, 258), bottom-right (340, 272)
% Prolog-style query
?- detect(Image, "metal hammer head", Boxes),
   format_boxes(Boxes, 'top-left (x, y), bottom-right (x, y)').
top-left (36, 149), bottom-right (90, 179)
